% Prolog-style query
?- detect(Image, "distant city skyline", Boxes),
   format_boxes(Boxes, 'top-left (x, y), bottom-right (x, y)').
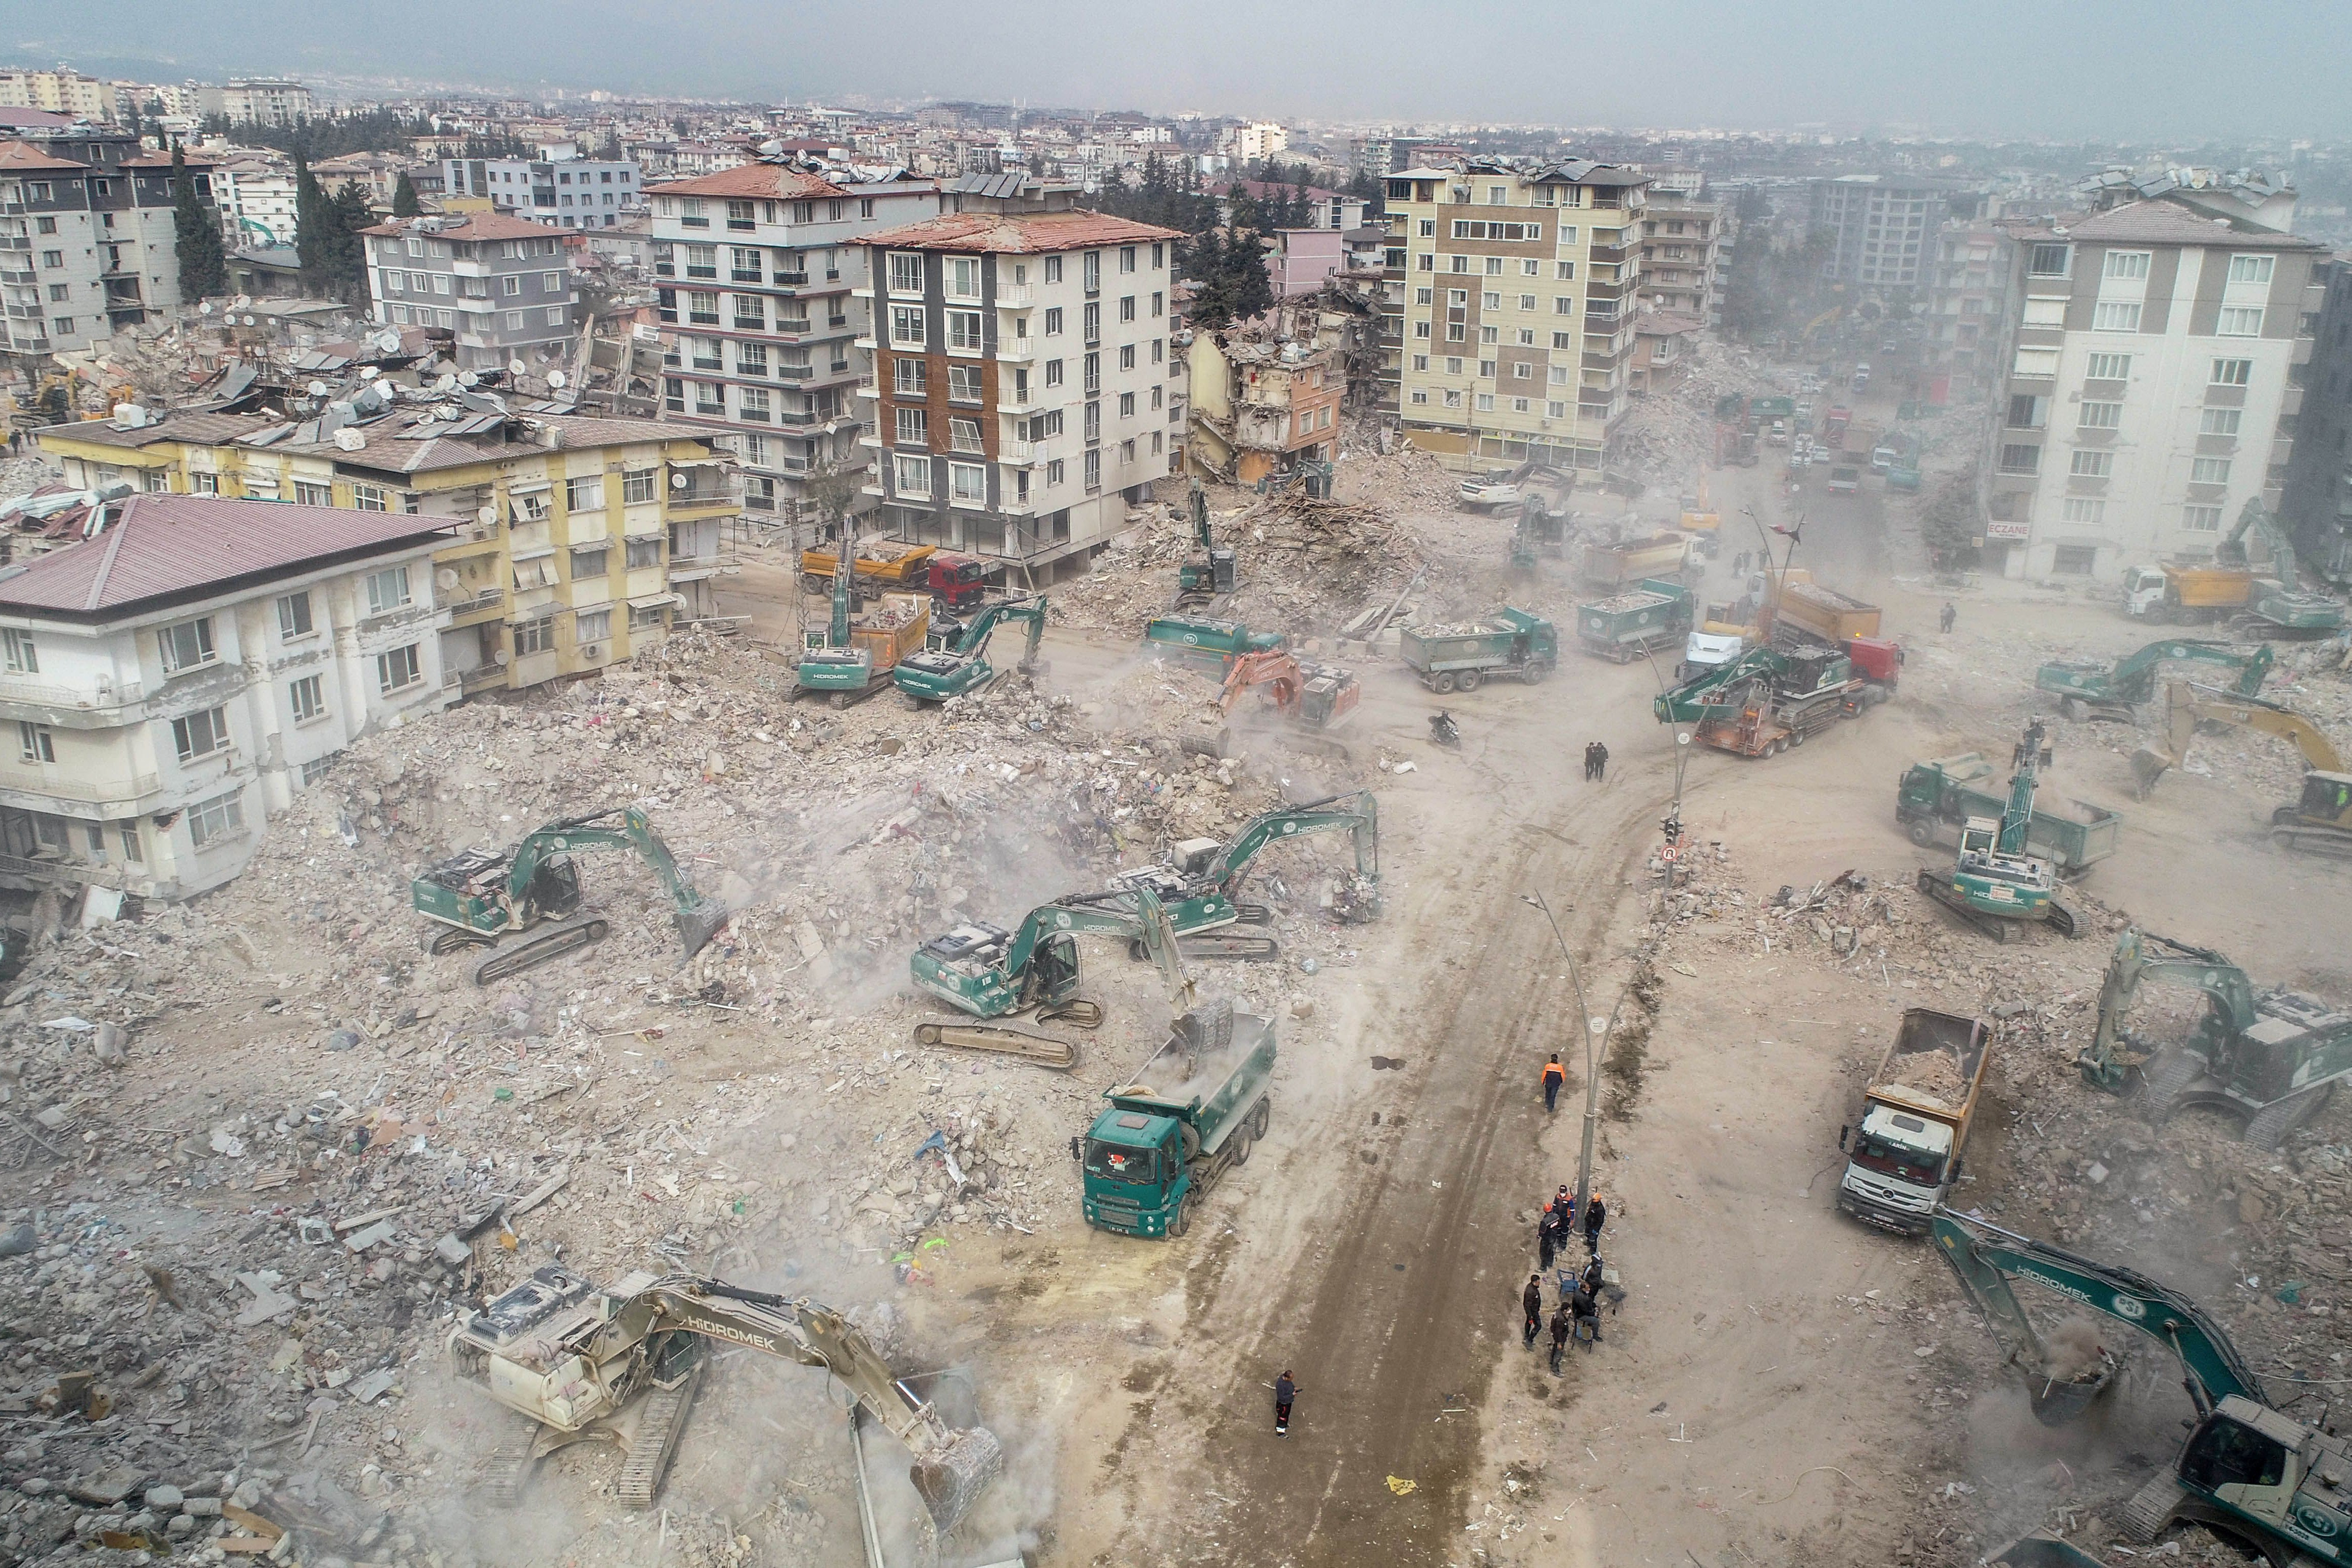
top-left (11, 0), bottom-right (2352, 141)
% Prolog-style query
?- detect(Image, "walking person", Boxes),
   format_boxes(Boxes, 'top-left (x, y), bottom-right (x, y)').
top-left (1274, 1370), bottom-right (1299, 1436)
top-left (1940, 601), bottom-right (1957, 634)
top-left (1549, 1302), bottom-right (1574, 1374)
top-left (1591, 741), bottom-right (1608, 783)
top-left (1522, 1273), bottom-right (1545, 1349)
top-left (1542, 1053), bottom-right (1565, 1113)
top-left (1581, 1192), bottom-right (1607, 1254)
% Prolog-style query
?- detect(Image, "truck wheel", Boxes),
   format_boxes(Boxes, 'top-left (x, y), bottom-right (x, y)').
top-left (1524, 661), bottom-right (1551, 684)
top-left (1229, 1126), bottom-right (1254, 1166)
top-left (1253, 1097), bottom-right (1271, 1138)
top-left (1169, 1191), bottom-right (1199, 1239)
top-left (1906, 820), bottom-right (1935, 847)
top-left (1430, 672), bottom-right (1456, 694)
top-left (1790, 729), bottom-right (1806, 747)
top-left (1457, 670), bottom-right (1482, 693)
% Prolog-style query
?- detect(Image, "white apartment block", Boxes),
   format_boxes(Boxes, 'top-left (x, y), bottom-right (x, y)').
top-left (441, 149), bottom-right (642, 230)
top-left (1229, 123), bottom-right (1289, 161)
top-left (858, 208), bottom-right (1186, 571)
top-left (645, 162), bottom-right (940, 523)
top-left (1984, 202), bottom-right (2326, 581)
top-left (0, 495), bottom-right (455, 900)
top-left (207, 80), bottom-right (312, 129)
top-left (0, 70), bottom-right (118, 122)
top-left (217, 158), bottom-right (298, 245)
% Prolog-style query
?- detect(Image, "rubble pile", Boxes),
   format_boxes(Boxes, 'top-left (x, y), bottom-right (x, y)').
top-left (0, 626), bottom-right (1377, 1566)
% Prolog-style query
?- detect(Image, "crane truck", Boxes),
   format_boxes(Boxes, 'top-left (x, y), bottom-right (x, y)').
top-left (412, 806), bottom-right (729, 985)
top-left (2129, 681), bottom-right (2352, 856)
top-left (1933, 1207), bottom-right (2352, 1562)
top-left (797, 516), bottom-right (929, 706)
top-left (1915, 719), bottom-right (2080, 941)
top-left (448, 1266), bottom-right (1001, 1528)
top-left (2076, 925), bottom-right (2352, 1147)
top-left (892, 594), bottom-right (1049, 705)
top-left (1896, 752), bottom-right (2121, 876)
top-left (2035, 638), bottom-right (2272, 723)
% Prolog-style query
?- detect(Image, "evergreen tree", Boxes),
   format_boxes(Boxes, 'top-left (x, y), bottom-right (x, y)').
top-left (170, 145), bottom-right (227, 301)
top-left (294, 155), bottom-right (334, 296)
top-left (1229, 231), bottom-right (1273, 321)
top-left (392, 172), bottom-right (422, 217)
top-left (1184, 227), bottom-right (1233, 327)
top-left (328, 181), bottom-right (375, 303)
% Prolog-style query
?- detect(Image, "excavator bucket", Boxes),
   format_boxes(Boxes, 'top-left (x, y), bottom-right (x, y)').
top-left (909, 1424), bottom-right (1005, 1532)
top-left (2127, 746), bottom-right (2174, 798)
top-left (674, 898), bottom-right (732, 960)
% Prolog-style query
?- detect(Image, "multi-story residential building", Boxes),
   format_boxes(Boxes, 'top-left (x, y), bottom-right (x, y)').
top-left (0, 134), bottom-right (212, 358)
top-left (856, 206), bottom-right (1186, 571)
top-left (1979, 201), bottom-right (2326, 581)
top-left (360, 213), bottom-right (579, 372)
top-left (1271, 228), bottom-right (1345, 296)
top-left (311, 151), bottom-right (418, 209)
top-left (645, 161), bottom-right (940, 525)
top-left (1639, 177), bottom-right (1722, 322)
top-left (205, 79), bottom-right (312, 129)
top-left (1809, 175), bottom-right (1959, 287)
top-left (217, 157), bottom-right (297, 244)
top-left (1229, 123), bottom-right (1289, 161)
top-left (1352, 134), bottom-right (1436, 177)
top-left (0, 494), bottom-right (454, 899)
top-left (0, 70), bottom-right (118, 122)
top-left (441, 149), bottom-right (642, 230)
top-left (1925, 222), bottom-right (2019, 403)
top-left (1385, 156), bottom-right (1650, 472)
top-left (37, 408), bottom-right (736, 696)
top-left (1186, 331), bottom-right (1343, 485)
top-left (2278, 255), bottom-right (2352, 587)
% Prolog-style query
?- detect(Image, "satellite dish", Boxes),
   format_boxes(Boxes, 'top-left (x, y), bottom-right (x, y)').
top-left (234, 294), bottom-right (252, 308)
top-left (434, 567), bottom-right (462, 591)
top-left (475, 506), bottom-right (496, 526)
top-left (307, 380), bottom-right (329, 397)
top-left (547, 369), bottom-right (567, 388)
top-left (361, 364), bottom-right (383, 380)
top-left (433, 373), bottom-right (457, 393)
top-left (242, 315), bottom-right (257, 326)
top-left (333, 429), bottom-right (367, 452)
top-left (198, 301), bottom-right (213, 315)
top-left (373, 330), bottom-right (402, 354)
top-left (493, 647), bottom-right (511, 665)
top-left (508, 359), bottom-right (527, 377)
top-left (457, 370), bottom-right (478, 387)
top-left (670, 471), bottom-right (687, 489)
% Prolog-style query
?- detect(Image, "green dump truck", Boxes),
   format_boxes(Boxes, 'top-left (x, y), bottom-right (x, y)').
top-left (1400, 607), bottom-right (1558, 692)
top-left (1143, 614), bottom-right (1286, 668)
top-left (1073, 1004), bottom-right (1276, 1239)
top-left (1577, 579), bottom-right (1692, 663)
top-left (1896, 752), bottom-right (2122, 875)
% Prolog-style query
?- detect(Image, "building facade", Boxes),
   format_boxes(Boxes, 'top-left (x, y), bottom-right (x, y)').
top-left (361, 212), bottom-right (580, 371)
top-left (1981, 202), bottom-right (2325, 581)
top-left (1186, 334), bottom-right (1342, 485)
top-left (207, 80), bottom-right (312, 129)
top-left (217, 157), bottom-right (297, 245)
top-left (441, 150), bottom-right (642, 230)
top-left (1639, 181), bottom-right (1723, 322)
top-left (2278, 256), bottom-right (2352, 588)
top-left (857, 208), bottom-right (1185, 571)
top-left (0, 136), bottom-right (210, 357)
top-left (1924, 222), bottom-right (2019, 405)
top-left (0, 70), bottom-right (117, 122)
top-left (1385, 157), bottom-right (1650, 472)
top-left (0, 495), bottom-right (454, 900)
top-left (38, 409), bottom-right (736, 698)
top-left (1808, 176), bottom-right (1954, 287)
top-left (645, 161), bottom-right (940, 524)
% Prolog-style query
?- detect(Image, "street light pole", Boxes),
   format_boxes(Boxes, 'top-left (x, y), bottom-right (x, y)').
top-left (1521, 891), bottom-right (1609, 1233)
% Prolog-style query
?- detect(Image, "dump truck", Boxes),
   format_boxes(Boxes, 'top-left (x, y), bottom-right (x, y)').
top-left (1835, 1008), bottom-right (1991, 1235)
top-left (1896, 753), bottom-right (2122, 876)
top-left (1580, 532), bottom-right (1691, 590)
top-left (799, 540), bottom-right (940, 599)
top-left (2121, 562), bottom-right (2253, 625)
top-left (1143, 614), bottom-right (1285, 667)
top-left (1400, 607), bottom-right (1558, 691)
top-left (1074, 1003), bottom-right (1276, 1239)
top-left (1577, 579), bottom-right (1692, 663)
top-left (1771, 581), bottom-right (1881, 649)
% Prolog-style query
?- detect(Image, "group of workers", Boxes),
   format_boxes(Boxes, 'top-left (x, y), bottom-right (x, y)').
top-left (1526, 1184), bottom-right (1609, 1372)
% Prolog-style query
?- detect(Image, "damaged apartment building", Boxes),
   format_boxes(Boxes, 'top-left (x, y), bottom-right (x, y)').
top-left (1184, 301), bottom-right (1368, 490)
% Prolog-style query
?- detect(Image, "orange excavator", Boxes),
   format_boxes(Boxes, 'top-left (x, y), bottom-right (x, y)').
top-left (1219, 650), bottom-right (1361, 732)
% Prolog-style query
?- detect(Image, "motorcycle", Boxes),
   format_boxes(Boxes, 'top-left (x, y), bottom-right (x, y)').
top-left (1429, 710), bottom-right (1460, 748)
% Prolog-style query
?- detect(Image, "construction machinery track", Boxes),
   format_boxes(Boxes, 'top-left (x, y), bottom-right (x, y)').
top-left (474, 915), bottom-right (611, 984)
top-left (1915, 869), bottom-right (2075, 942)
top-left (614, 1357), bottom-right (705, 1507)
top-left (910, 1020), bottom-right (1080, 1070)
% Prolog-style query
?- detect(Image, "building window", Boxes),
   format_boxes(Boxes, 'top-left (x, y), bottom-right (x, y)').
top-left (2027, 244), bottom-right (2070, 277)
top-left (1084, 449), bottom-right (1101, 491)
top-left (894, 454), bottom-right (932, 497)
top-left (2103, 251), bottom-right (2151, 281)
top-left (2, 629), bottom-right (37, 674)
top-left (888, 252), bottom-right (924, 293)
top-left (949, 416), bottom-right (983, 453)
top-left (2085, 352), bottom-right (2130, 381)
top-left (158, 617), bottom-right (216, 674)
top-left (688, 292), bottom-right (719, 325)
top-left (1548, 400), bottom-right (1566, 418)
top-left (1119, 344), bottom-right (1136, 371)
top-left (1046, 458), bottom-right (1064, 485)
top-left (515, 616), bottom-right (556, 656)
top-left (2070, 450), bottom-right (2113, 478)
top-left (172, 704), bottom-right (231, 762)
top-left (1044, 306), bottom-right (1063, 336)
top-left (896, 407), bottom-right (929, 446)
top-left (894, 358), bottom-right (928, 396)
top-left (2227, 254), bottom-right (2275, 286)
top-left (292, 480), bottom-right (331, 507)
top-left (2200, 407), bottom-right (2243, 437)
top-left (2076, 401), bottom-right (2122, 430)
top-left (1997, 444), bottom-right (2041, 475)
top-left (187, 789), bottom-right (245, 850)
top-left (623, 469), bottom-right (659, 505)
top-left (625, 537), bottom-right (663, 570)
top-left (2091, 302), bottom-right (2142, 333)
top-left (289, 674), bottom-right (325, 723)
top-left (1082, 301), bottom-right (1100, 343)
top-left (1045, 359), bottom-right (1063, 387)
top-left (2183, 504), bottom-right (2224, 533)
top-left (949, 463), bottom-right (986, 502)
top-left (2060, 496), bottom-right (2105, 524)
top-left (17, 721), bottom-right (52, 763)
top-left (1119, 392), bottom-right (1135, 417)
top-left (2211, 358), bottom-right (2253, 386)
top-left (943, 256), bottom-right (980, 298)
top-left (273, 591), bottom-right (315, 641)
top-left (2191, 456), bottom-right (2232, 485)
top-left (887, 305), bottom-right (926, 346)
top-left (570, 542), bottom-right (611, 579)
top-left (374, 644), bottom-right (422, 693)
top-left (2218, 307), bottom-right (2264, 337)
top-left (364, 565), bottom-right (411, 615)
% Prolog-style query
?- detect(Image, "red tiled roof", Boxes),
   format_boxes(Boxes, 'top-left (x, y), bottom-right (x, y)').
top-left (646, 164), bottom-right (847, 200)
top-left (861, 209), bottom-right (1185, 254)
top-left (0, 107), bottom-right (74, 129)
top-left (0, 140), bottom-right (87, 174)
top-left (0, 495), bottom-right (451, 617)
top-left (357, 211), bottom-right (556, 242)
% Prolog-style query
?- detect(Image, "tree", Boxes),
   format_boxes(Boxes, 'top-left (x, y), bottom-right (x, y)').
top-left (392, 172), bottom-right (422, 217)
top-left (170, 145), bottom-right (227, 301)
top-left (1183, 227), bottom-right (1233, 327)
top-left (294, 155), bottom-right (333, 296)
top-left (1229, 231), bottom-right (1273, 321)
top-left (327, 181), bottom-right (374, 303)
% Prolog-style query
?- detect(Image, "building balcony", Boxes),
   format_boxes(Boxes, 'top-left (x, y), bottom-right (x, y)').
top-left (0, 766), bottom-right (163, 808)
top-left (1002, 440), bottom-right (1050, 467)
top-left (461, 664), bottom-right (510, 694)
top-left (993, 286), bottom-right (1033, 309)
top-left (995, 339), bottom-right (1037, 362)
top-left (447, 584), bottom-right (505, 621)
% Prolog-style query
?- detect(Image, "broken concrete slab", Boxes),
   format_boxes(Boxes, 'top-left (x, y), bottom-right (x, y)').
top-left (341, 1220), bottom-right (398, 1254)
top-left (67, 1463), bottom-right (147, 1505)
top-left (233, 1272), bottom-right (298, 1328)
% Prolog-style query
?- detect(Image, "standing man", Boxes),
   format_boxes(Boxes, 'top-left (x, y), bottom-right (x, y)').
top-left (1582, 1192), bottom-right (1607, 1254)
top-left (1549, 1301), bottom-right (1575, 1373)
top-left (1537, 1205), bottom-right (1558, 1272)
top-left (1591, 741), bottom-right (1609, 783)
top-left (1523, 1273), bottom-right (1545, 1348)
top-left (1542, 1053), bottom-right (1566, 1113)
top-left (1274, 1370), bottom-right (1299, 1436)
top-left (1940, 601), bottom-right (1957, 634)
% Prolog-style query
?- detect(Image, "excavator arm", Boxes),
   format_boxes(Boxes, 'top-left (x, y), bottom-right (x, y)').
top-left (1654, 646), bottom-right (1785, 724)
top-left (1203, 791), bottom-right (1380, 887)
top-left (2106, 639), bottom-right (2274, 705)
top-left (1932, 1209), bottom-right (2265, 1420)
top-left (598, 1276), bottom-right (1002, 1530)
top-left (996, 897), bottom-right (1154, 986)
top-left (2133, 682), bottom-right (2345, 796)
top-left (2078, 926), bottom-right (2259, 1090)
top-left (503, 807), bottom-right (730, 958)
top-left (1218, 650), bottom-right (1302, 715)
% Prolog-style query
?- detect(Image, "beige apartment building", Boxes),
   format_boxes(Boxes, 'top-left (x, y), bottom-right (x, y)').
top-left (1384, 157), bottom-right (1651, 472)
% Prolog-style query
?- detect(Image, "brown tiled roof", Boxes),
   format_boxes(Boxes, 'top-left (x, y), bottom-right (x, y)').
top-left (357, 211), bottom-right (558, 242)
top-left (0, 140), bottom-right (86, 174)
top-left (0, 495), bottom-right (451, 617)
top-left (36, 412), bottom-right (282, 452)
top-left (646, 164), bottom-right (847, 200)
top-left (119, 150), bottom-right (220, 170)
top-left (861, 209), bottom-right (1184, 254)
top-left (260, 412), bottom-right (707, 474)
top-left (2068, 201), bottom-right (2324, 249)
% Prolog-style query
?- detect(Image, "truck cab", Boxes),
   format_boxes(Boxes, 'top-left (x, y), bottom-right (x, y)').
top-left (1827, 465), bottom-right (1861, 495)
top-left (1840, 1104), bottom-right (1956, 1227)
top-left (927, 553), bottom-right (993, 611)
top-left (1078, 1109), bottom-right (1190, 1237)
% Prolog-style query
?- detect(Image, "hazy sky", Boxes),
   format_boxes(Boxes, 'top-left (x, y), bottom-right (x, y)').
top-left (14, 0), bottom-right (2352, 141)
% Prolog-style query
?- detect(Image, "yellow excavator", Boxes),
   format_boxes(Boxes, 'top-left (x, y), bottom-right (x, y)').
top-left (449, 1266), bottom-right (1002, 1530)
top-left (2131, 680), bottom-right (2352, 855)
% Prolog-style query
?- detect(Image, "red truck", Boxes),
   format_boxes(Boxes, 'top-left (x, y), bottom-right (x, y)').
top-left (926, 552), bottom-right (994, 612)
top-left (1824, 405), bottom-right (1851, 446)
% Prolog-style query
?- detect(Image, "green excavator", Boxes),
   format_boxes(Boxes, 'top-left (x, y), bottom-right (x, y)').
top-left (412, 806), bottom-right (729, 985)
top-left (892, 593), bottom-right (1049, 705)
top-left (1915, 719), bottom-right (2079, 941)
top-left (1176, 481), bottom-right (1235, 608)
top-left (1933, 1207), bottom-right (2352, 1563)
top-left (2076, 925), bottom-right (2352, 1146)
top-left (1103, 791), bottom-right (1381, 961)
top-left (909, 881), bottom-right (1196, 1056)
top-left (2035, 637), bottom-right (2273, 723)
top-left (2225, 496), bottom-right (2349, 639)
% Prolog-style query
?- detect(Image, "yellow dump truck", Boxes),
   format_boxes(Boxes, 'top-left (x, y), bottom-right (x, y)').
top-left (800, 542), bottom-right (940, 598)
top-left (2121, 562), bottom-right (2254, 624)
top-left (852, 593), bottom-right (932, 675)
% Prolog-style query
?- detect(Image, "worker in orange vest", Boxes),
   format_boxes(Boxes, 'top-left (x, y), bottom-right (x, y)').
top-left (1542, 1053), bottom-right (1566, 1113)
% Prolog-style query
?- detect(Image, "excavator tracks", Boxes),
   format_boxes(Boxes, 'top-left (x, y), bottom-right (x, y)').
top-left (911, 1020), bottom-right (1080, 1070)
top-left (480, 1448), bottom-right (536, 1507)
top-left (1035, 998), bottom-right (1104, 1029)
top-left (1914, 870), bottom-right (2076, 943)
top-left (473, 915), bottom-right (611, 985)
top-left (615, 1358), bottom-right (705, 1509)
top-left (2272, 822), bottom-right (2352, 857)
top-left (2116, 1471), bottom-right (2187, 1544)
